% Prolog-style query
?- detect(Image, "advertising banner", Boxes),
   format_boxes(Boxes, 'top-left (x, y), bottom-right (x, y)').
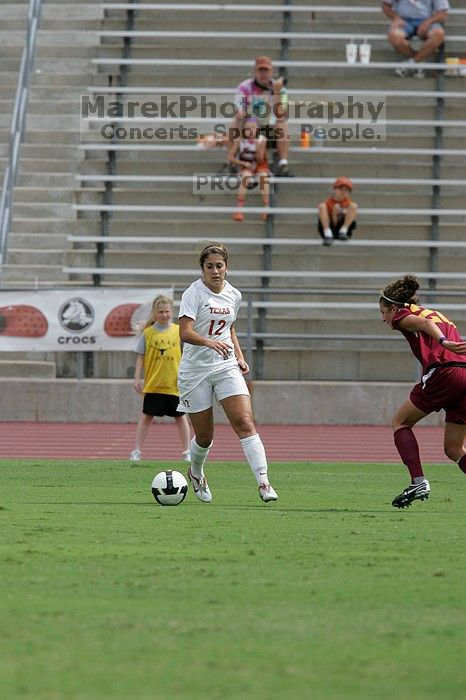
top-left (0, 288), bottom-right (173, 351)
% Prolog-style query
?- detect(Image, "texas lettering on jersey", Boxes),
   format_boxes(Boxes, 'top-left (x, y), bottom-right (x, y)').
top-left (209, 307), bottom-right (231, 314)
top-left (179, 279), bottom-right (241, 370)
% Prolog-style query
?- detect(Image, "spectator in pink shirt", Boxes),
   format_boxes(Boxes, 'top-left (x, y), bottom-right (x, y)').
top-left (230, 56), bottom-right (292, 177)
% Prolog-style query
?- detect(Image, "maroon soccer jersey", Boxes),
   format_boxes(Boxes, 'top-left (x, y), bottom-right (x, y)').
top-left (392, 303), bottom-right (464, 372)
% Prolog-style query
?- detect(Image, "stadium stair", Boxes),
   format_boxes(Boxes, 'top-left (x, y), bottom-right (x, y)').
top-left (1, 0), bottom-right (466, 404)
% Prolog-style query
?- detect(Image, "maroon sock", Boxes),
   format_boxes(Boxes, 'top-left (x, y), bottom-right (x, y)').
top-left (394, 427), bottom-right (424, 480)
top-left (458, 454), bottom-right (466, 474)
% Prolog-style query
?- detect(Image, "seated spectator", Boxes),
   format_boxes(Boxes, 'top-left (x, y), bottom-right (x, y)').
top-left (317, 177), bottom-right (358, 247)
top-left (382, 0), bottom-right (449, 78)
top-left (229, 55), bottom-right (292, 177)
top-left (227, 117), bottom-right (270, 222)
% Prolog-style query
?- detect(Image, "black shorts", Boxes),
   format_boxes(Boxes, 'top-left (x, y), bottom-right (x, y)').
top-left (318, 218), bottom-right (356, 239)
top-left (143, 392), bottom-right (185, 417)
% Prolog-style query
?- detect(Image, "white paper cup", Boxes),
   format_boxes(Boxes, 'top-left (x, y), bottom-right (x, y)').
top-left (345, 43), bottom-right (358, 64)
top-left (359, 43), bottom-right (371, 64)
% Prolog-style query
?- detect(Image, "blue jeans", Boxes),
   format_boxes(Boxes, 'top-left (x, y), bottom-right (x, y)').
top-left (402, 18), bottom-right (443, 39)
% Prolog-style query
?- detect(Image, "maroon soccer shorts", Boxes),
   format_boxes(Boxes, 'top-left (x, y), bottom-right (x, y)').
top-left (410, 365), bottom-right (466, 424)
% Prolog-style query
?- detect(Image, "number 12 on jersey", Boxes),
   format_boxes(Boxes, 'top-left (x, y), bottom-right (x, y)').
top-left (208, 319), bottom-right (227, 336)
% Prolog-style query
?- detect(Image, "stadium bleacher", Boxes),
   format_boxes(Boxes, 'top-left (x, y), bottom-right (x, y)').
top-left (1, 0), bottom-right (466, 413)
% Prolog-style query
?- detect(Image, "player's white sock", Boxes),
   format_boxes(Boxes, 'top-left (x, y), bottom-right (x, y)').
top-left (323, 227), bottom-right (333, 238)
top-left (189, 437), bottom-right (211, 478)
top-left (240, 434), bottom-right (269, 485)
top-left (339, 226), bottom-right (348, 235)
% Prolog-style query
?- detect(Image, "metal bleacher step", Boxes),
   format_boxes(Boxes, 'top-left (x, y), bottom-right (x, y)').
top-left (3, 0), bottom-right (466, 384)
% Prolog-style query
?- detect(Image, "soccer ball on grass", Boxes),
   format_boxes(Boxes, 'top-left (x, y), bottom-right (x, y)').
top-left (151, 470), bottom-right (188, 506)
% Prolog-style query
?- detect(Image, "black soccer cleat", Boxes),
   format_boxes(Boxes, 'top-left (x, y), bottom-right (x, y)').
top-left (392, 480), bottom-right (430, 508)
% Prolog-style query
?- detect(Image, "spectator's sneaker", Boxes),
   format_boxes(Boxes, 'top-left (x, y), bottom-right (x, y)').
top-left (259, 483), bottom-right (278, 502)
top-left (395, 58), bottom-right (414, 77)
top-left (188, 467), bottom-right (213, 503)
top-left (217, 162), bottom-right (238, 175)
top-left (392, 479), bottom-right (430, 508)
top-left (129, 448), bottom-right (141, 462)
top-left (413, 66), bottom-right (425, 79)
top-left (322, 234), bottom-right (333, 246)
top-left (275, 163), bottom-right (294, 177)
top-left (337, 229), bottom-right (349, 241)
top-left (232, 211), bottom-right (244, 222)
top-left (182, 449), bottom-right (191, 463)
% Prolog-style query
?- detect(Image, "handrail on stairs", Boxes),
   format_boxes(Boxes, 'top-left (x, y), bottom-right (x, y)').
top-left (0, 0), bottom-right (42, 285)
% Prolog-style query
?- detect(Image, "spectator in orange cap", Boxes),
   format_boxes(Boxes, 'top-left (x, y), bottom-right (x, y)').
top-left (230, 55), bottom-right (292, 177)
top-left (317, 177), bottom-right (358, 246)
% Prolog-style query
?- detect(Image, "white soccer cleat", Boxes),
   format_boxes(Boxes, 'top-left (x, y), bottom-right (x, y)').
top-left (392, 479), bottom-right (430, 508)
top-left (129, 448), bottom-right (142, 462)
top-left (259, 483), bottom-right (278, 502)
top-left (182, 449), bottom-right (191, 463)
top-left (188, 467), bottom-right (213, 503)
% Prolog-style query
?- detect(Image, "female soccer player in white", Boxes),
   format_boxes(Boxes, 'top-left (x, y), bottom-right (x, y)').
top-left (177, 242), bottom-right (278, 503)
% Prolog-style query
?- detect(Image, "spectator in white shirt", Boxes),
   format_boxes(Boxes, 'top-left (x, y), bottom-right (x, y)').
top-left (382, 0), bottom-right (449, 77)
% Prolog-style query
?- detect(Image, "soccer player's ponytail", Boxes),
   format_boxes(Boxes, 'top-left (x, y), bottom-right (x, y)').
top-left (380, 274), bottom-right (420, 306)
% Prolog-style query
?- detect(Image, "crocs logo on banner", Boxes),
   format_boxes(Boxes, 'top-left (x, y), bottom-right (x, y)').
top-left (58, 298), bottom-right (95, 333)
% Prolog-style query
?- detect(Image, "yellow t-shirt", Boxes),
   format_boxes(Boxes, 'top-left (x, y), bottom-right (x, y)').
top-left (142, 324), bottom-right (181, 396)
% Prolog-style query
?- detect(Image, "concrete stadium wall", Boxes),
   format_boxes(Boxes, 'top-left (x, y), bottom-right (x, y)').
top-left (0, 379), bottom-right (444, 426)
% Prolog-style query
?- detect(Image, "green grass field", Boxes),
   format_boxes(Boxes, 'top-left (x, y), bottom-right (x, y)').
top-left (1, 459), bottom-right (465, 700)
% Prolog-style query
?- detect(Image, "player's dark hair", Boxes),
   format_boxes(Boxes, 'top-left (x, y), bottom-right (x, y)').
top-left (199, 242), bottom-right (229, 268)
top-left (380, 274), bottom-right (420, 307)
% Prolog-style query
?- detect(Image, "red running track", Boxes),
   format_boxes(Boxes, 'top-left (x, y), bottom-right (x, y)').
top-left (0, 422), bottom-right (447, 463)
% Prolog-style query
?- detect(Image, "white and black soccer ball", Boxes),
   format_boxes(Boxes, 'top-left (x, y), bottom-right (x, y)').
top-left (151, 470), bottom-right (188, 506)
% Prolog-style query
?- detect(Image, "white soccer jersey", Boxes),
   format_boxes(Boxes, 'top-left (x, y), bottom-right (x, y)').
top-left (178, 278), bottom-right (242, 372)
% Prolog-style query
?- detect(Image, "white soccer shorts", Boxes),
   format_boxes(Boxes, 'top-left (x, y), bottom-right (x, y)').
top-left (177, 365), bottom-right (250, 413)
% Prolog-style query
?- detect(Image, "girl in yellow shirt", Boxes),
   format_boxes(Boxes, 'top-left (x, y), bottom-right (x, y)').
top-left (130, 295), bottom-right (191, 462)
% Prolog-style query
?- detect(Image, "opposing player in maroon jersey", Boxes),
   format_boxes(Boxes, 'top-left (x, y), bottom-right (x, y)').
top-left (379, 274), bottom-right (466, 508)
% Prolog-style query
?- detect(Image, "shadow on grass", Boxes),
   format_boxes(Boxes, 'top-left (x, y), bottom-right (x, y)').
top-left (21, 502), bottom-right (430, 514)
top-left (22, 501), bottom-right (153, 506)
top-left (221, 505), bottom-right (394, 514)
